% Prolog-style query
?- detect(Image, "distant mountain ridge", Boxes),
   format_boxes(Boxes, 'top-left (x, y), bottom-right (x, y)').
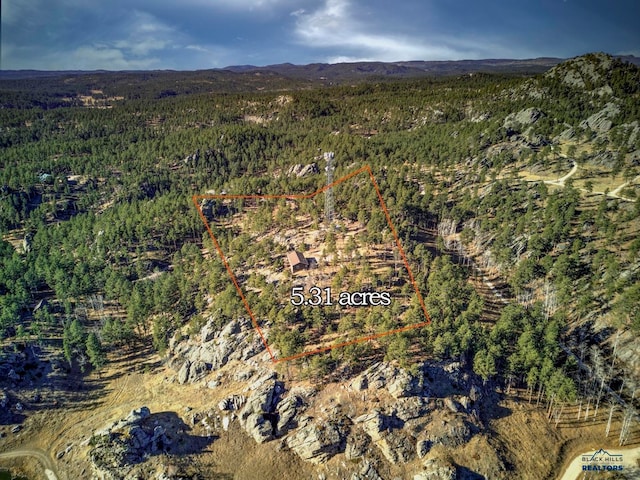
top-left (2, 55), bottom-right (638, 83)
top-left (223, 56), bottom-right (640, 81)
top-left (222, 58), bottom-right (566, 80)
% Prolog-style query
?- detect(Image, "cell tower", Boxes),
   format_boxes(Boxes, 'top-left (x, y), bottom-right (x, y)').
top-left (324, 152), bottom-right (335, 226)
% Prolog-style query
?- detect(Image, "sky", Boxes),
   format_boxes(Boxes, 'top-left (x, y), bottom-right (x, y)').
top-left (1, 0), bottom-right (639, 71)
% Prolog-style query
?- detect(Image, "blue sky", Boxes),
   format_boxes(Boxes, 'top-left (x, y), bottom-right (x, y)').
top-left (2, 0), bottom-right (639, 70)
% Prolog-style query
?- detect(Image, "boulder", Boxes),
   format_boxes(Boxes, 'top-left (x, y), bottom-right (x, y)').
top-left (218, 394), bottom-right (246, 412)
top-left (276, 394), bottom-right (302, 433)
top-left (243, 412), bottom-right (275, 443)
top-left (177, 361), bottom-right (191, 385)
top-left (426, 417), bottom-right (472, 448)
top-left (286, 419), bottom-right (348, 464)
top-left (354, 411), bottom-right (386, 442)
top-left (349, 375), bottom-right (368, 391)
top-left (125, 407), bottom-right (151, 425)
top-left (351, 460), bottom-right (383, 480)
top-left (298, 163), bottom-right (319, 177)
top-left (187, 361), bottom-right (208, 383)
top-left (394, 396), bottom-right (428, 422)
top-left (351, 362), bottom-right (421, 398)
top-left (172, 318), bottom-right (266, 382)
top-left (414, 458), bottom-right (457, 480)
top-left (376, 430), bottom-right (415, 464)
top-left (387, 368), bottom-right (421, 398)
top-left (237, 372), bottom-right (283, 443)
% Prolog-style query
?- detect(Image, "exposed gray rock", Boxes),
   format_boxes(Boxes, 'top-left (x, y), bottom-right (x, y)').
top-left (426, 416), bottom-right (472, 448)
top-left (286, 419), bottom-right (348, 464)
top-left (579, 102), bottom-right (620, 133)
top-left (354, 411), bottom-right (386, 442)
top-left (90, 407), bottom-right (176, 479)
top-left (414, 458), bottom-right (457, 480)
top-left (350, 362), bottom-right (421, 398)
top-left (171, 318), bottom-right (266, 383)
top-left (470, 112), bottom-right (491, 123)
top-left (351, 460), bottom-right (383, 480)
top-left (218, 394), bottom-right (246, 412)
top-left (354, 410), bottom-right (414, 464)
top-left (349, 375), bottom-right (368, 391)
top-left (187, 360), bottom-right (208, 383)
top-left (276, 394), bottom-right (303, 434)
top-left (469, 385), bottom-right (481, 403)
top-left (287, 163), bottom-right (320, 178)
top-left (394, 396), bottom-right (429, 422)
top-left (0, 390), bottom-right (8, 409)
top-left (237, 371), bottom-right (283, 443)
top-left (200, 320), bottom-right (218, 343)
top-left (503, 108), bottom-right (544, 131)
top-left (243, 412), bottom-right (275, 444)
top-left (124, 407), bottom-right (151, 426)
top-left (344, 431), bottom-right (369, 460)
top-left (376, 430), bottom-right (415, 464)
top-left (388, 368), bottom-right (421, 399)
top-left (177, 360), bottom-right (190, 385)
top-left (556, 127), bottom-right (576, 142)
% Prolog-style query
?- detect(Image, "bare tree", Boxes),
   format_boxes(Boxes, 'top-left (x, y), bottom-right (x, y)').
top-left (543, 281), bottom-right (557, 320)
top-left (618, 407), bottom-right (634, 446)
top-left (605, 400), bottom-right (616, 438)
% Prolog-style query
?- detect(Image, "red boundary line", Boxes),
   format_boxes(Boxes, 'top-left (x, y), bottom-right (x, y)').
top-left (192, 165), bottom-right (431, 364)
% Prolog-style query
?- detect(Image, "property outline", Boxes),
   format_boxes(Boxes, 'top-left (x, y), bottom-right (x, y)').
top-left (192, 165), bottom-right (431, 363)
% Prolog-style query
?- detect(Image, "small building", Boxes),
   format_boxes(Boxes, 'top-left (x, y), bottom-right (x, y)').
top-left (287, 250), bottom-right (309, 274)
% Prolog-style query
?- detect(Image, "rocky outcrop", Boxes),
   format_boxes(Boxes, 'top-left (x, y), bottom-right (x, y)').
top-left (579, 102), bottom-right (620, 133)
top-left (354, 411), bottom-right (414, 464)
top-left (503, 107), bottom-right (544, 132)
top-left (276, 392), bottom-right (305, 433)
top-left (218, 394), bottom-right (246, 411)
top-left (90, 407), bottom-right (177, 480)
top-left (344, 431), bottom-right (370, 460)
top-left (394, 396), bottom-right (429, 422)
top-left (237, 371), bottom-right (283, 443)
top-left (287, 163), bottom-right (320, 178)
top-left (414, 458), bottom-right (457, 480)
top-left (171, 317), bottom-right (265, 384)
top-left (351, 460), bottom-right (383, 480)
top-left (420, 416), bottom-right (473, 449)
top-left (286, 418), bottom-right (349, 464)
top-left (349, 362), bottom-right (422, 398)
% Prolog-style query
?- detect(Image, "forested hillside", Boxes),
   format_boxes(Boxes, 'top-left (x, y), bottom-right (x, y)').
top-left (1, 53), bottom-right (639, 463)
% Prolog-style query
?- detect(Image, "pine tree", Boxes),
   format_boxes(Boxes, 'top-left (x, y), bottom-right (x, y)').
top-left (86, 332), bottom-right (106, 373)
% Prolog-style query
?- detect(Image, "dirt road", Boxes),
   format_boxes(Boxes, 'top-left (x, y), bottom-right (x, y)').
top-left (544, 158), bottom-right (578, 187)
top-left (0, 448), bottom-right (59, 480)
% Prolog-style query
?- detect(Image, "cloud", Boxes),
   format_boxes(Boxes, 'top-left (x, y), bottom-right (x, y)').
top-left (1, 6), bottom-right (223, 70)
top-left (292, 0), bottom-right (525, 62)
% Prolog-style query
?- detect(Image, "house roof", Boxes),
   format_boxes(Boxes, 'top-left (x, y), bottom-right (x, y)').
top-left (287, 250), bottom-right (308, 267)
